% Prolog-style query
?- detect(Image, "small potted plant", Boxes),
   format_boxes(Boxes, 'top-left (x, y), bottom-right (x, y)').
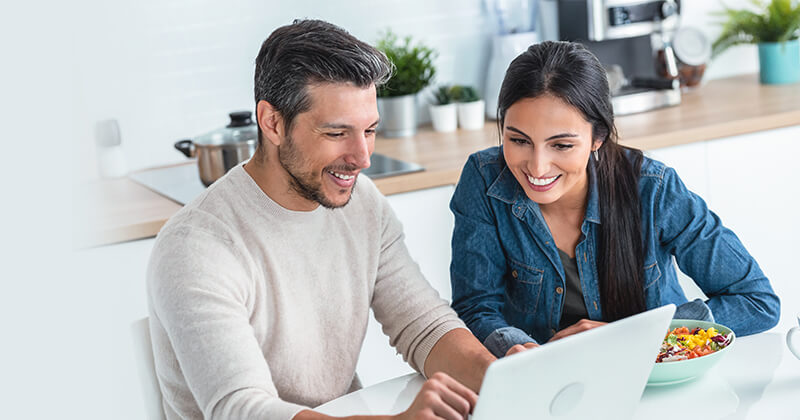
top-left (375, 30), bottom-right (436, 137)
top-left (712, 0), bottom-right (800, 85)
top-left (429, 85), bottom-right (457, 133)
top-left (450, 85), bottom-right (485, 131)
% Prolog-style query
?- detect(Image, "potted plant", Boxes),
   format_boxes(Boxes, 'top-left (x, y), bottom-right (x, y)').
top-left (375, 30), bottom-right (436, 137)
top-left (712, 0), bottom-right (800, 84)
top-left (429, 85), bottom-right (457, 132)
top-left (450, 85), bottom-right (486, 131)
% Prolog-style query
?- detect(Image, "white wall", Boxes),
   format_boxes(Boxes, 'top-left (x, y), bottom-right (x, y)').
top-left (71, 0), bottom-right (758, 182)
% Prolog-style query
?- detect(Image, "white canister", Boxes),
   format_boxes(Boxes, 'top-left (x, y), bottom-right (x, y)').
top-left (484, 31), bottom-right (539, 120)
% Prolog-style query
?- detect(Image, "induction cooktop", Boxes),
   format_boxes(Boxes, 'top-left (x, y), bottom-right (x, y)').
top-left (129, 153), bottom-right (424, 205)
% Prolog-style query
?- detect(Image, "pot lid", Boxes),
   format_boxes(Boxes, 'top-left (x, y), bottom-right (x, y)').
top-left (672, 26), bottom-right (711, 67)
top-left (192, 111), bottom-right (257, 146)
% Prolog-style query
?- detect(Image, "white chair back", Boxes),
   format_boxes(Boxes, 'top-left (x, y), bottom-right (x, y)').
top-left (131, 317), bottom-right (166, 420)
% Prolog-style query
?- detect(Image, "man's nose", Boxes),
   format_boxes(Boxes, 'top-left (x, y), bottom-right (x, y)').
top-left (346, 134), bottom-right (372, 169)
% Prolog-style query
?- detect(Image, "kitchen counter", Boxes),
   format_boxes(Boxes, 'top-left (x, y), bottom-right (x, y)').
top-left (78, 74), bottom-right (800, 247)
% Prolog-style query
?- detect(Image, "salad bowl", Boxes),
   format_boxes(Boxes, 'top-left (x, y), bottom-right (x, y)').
top-left (647, 319), bottom-right (735, 386)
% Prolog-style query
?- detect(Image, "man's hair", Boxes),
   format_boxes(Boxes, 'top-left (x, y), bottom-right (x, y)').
top-left (254, 19), bottom-right (392, 144)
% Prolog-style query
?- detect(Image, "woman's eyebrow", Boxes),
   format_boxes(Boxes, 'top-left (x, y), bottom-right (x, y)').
top-left (505, 126), bottom-right (530, 139)
top-left (506, 125), bottom-right (579, 141)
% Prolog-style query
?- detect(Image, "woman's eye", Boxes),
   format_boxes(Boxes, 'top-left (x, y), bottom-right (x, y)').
top-left (554, 143), bottom-right (574, 150)
top-left (509, 137), bottom-right (529, 145)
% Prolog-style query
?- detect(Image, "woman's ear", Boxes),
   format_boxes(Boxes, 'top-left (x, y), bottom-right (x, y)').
top-left (592, 138), bottom-right (604, 152)
top-left (256, 100), bottom-right (285, 147)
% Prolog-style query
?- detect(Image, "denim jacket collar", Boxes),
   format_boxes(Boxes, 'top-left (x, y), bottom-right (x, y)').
top-left (485, 152), bottom-right (601, 226)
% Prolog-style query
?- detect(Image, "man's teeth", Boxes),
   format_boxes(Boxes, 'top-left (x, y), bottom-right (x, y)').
top-left (328, 170), bottom-right (355, 180)
top-left (528, 175), bottom-right (558, 186)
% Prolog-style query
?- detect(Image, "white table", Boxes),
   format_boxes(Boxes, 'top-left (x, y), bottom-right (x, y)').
top-left (318, 331), bottom-right (800, 419)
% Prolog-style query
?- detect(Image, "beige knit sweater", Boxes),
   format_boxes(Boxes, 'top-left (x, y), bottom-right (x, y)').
top-left (146, 164), bottom-right (465, 420)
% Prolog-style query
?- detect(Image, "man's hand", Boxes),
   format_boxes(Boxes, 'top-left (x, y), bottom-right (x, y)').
top-left (548, 319), bottom-right (606, 342)
top-left (394, 372), bottom-right (478, 420)
top-left (504, 342), bottom-right (539, 357)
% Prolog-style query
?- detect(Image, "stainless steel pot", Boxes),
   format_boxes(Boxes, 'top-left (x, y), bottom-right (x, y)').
top-left (174, 111), bottom-right (258, 187)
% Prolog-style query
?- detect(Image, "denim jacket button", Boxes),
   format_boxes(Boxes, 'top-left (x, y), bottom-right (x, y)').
top-left (556, 286), bottom-right (564, 294)
top-left (511, 270), bottom-right (518, 279)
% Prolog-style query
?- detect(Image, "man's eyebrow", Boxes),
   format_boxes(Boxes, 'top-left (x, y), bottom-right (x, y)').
top-left (320, 119), bottom-right (380, 130)
top-left (506, 126), bottom-right (579, 141)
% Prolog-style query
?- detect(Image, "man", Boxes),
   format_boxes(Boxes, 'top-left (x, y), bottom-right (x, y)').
top-left (147, 19), bottom-right (496, 420)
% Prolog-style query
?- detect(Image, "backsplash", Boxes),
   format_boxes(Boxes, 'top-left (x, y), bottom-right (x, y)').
top-left (72, 0), bottom-right (758, 182)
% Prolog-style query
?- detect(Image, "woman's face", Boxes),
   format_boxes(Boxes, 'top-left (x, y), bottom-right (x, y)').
top-left (502, 94), bottom-right (601, 208)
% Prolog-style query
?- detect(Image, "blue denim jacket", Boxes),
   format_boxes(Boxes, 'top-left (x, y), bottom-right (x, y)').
top-left (450, 146), bottom-right (780, 357)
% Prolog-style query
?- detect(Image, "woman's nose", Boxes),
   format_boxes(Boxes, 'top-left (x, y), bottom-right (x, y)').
top-left (528, 149), bottom-right (551, 177)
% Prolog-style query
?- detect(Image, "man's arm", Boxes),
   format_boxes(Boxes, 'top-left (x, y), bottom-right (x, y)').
top-left (293, 371), bottom-right (479, 420)
top-left (423, 329), bottom-right (496, 393)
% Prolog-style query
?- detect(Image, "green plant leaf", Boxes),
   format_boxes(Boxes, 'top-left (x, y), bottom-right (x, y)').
top-left (712, 0), bottom-right (800, 57)
top-left (375, 30), bottom-right (437, 98)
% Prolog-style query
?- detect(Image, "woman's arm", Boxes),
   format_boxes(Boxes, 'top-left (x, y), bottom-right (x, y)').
top-left (655, 167), bottom-right (780, 335)
top-left (450, 156), bottom-right (537, 357)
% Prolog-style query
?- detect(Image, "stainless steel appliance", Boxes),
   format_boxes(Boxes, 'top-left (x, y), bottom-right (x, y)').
top-left (130, 153), bottom-right (423, 206)
top-left (556, 0), bottom-right (682, 115)
top-left (174, 111), bottom-right (258, 186)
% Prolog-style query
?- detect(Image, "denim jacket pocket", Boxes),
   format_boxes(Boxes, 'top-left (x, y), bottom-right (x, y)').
top-left (505, 258), bottom-right (544, 314)
top-left (643, 260), bottom-right (662, 309)
top-left (644, 260), bottom-right (662, 289)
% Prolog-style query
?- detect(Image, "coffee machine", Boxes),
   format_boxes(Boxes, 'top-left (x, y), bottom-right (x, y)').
top-left (552, 0), bottom-right (682, 115)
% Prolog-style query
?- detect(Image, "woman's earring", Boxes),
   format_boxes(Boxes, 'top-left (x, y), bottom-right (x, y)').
top-left (593, 149), bottom-right (599, 161)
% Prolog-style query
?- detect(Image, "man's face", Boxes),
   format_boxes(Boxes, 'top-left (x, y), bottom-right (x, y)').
top-left (278, 82), bottom-right (378, 209)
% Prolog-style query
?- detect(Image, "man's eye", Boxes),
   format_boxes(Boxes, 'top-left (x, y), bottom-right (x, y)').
top-left (365, 129), bottom-right (377, 136)
top-left (326, 132), bottom-right (345, 138)
top-left (554, 143), bottom-right (574, 150)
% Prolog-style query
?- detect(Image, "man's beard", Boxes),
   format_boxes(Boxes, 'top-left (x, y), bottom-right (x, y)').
top-left (277, 134), bottom-right (358, 209)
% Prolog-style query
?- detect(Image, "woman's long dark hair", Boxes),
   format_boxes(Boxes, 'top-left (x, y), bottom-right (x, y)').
top-left (497, 41), bottom-right (646, 321)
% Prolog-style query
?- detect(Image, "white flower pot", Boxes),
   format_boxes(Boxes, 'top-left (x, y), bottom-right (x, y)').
top-left (429, 103), bottom-right (457, 132)
top-left (457, 100), bottom-right (486, 130)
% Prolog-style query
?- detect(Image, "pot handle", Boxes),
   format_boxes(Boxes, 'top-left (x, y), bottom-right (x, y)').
top-left (174, 139), bottom-right (195, 158)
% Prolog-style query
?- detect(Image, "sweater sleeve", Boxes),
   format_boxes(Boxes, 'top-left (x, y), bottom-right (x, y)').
top-left (147, 221), bottom-right (306, 420)
top-left (369, 194), bottom-right (467, 374)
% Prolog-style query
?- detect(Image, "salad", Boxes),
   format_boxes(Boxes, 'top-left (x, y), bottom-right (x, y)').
top-left (656, 326), bottom-right (732, 363)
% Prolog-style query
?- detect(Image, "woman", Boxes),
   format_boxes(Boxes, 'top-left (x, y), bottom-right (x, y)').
top-left (449, 41), bottom-right (779, 358)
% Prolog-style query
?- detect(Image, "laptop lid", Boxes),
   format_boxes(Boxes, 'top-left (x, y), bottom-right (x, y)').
top-left (472, 304), bottom-right (676, 420)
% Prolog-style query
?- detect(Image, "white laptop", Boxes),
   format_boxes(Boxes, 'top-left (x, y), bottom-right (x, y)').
top-left (471, 304), bottom-right (676, 420)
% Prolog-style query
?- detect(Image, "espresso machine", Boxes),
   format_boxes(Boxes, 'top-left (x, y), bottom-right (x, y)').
top-left (551, 0), bottom-right (682, 115)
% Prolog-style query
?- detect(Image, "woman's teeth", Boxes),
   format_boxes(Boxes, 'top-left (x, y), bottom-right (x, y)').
top-left (328, 170), bottom-right (355, 180)
top-left (528, 175), bottom-right (559, 186)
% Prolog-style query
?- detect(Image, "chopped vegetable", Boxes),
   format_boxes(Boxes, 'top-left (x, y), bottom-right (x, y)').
top-left (655, 326), bottom-right (732, 363)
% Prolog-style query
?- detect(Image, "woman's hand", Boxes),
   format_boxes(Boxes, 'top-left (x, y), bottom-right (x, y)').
top-left (393, 372), bottom-right (478, 420)
top-left (504, 342), bottom-right (539, 357)
top-left (548, 319), bottom-right (606, 342)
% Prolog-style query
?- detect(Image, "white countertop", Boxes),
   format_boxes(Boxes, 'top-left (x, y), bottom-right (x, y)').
top-left (317, 330), bottom-right (800, 419)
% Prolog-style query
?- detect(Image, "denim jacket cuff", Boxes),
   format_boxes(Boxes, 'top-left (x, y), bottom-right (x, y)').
top-left (483, 326), bottom-right (538, 358)
top-left (673, 298), bottom-right (715, 322)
